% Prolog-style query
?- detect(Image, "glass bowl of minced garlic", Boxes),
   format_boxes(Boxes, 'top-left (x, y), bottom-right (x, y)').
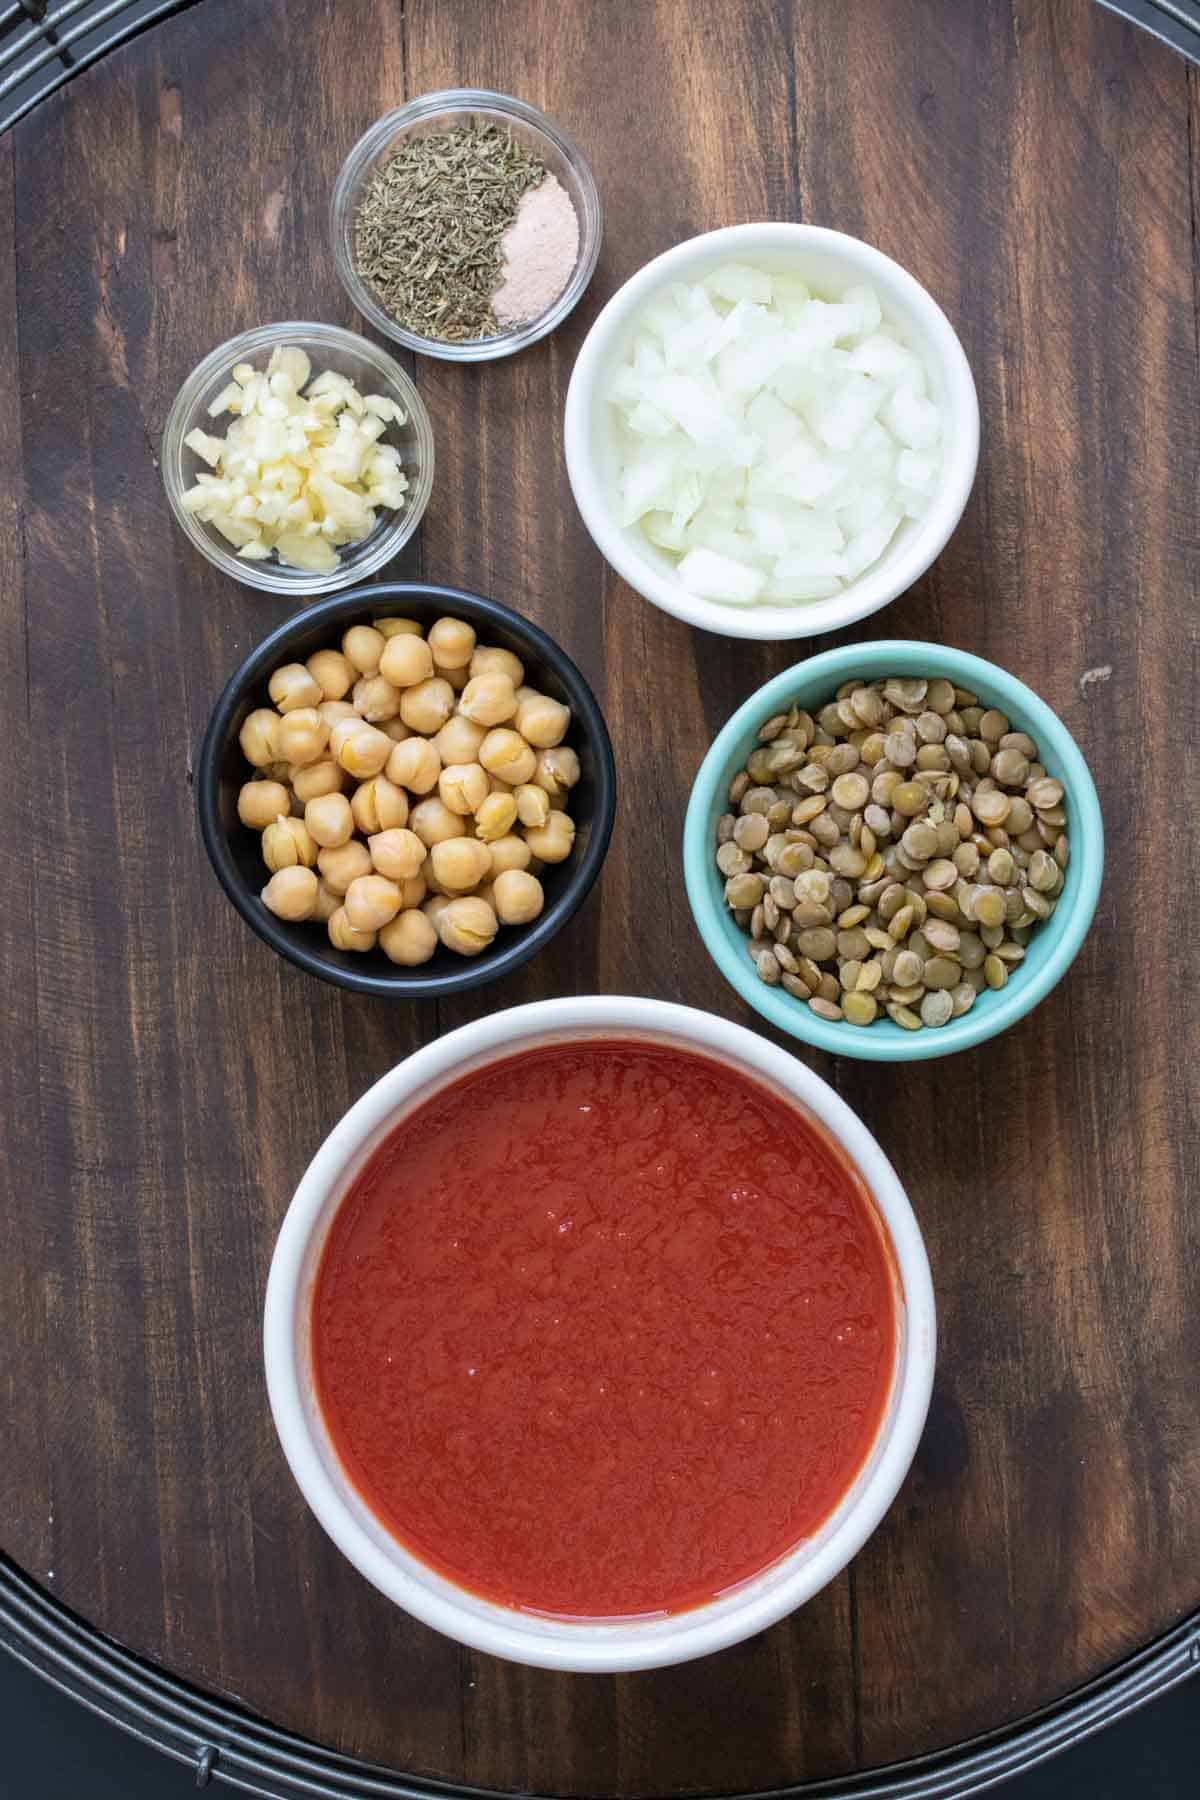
top-left (162, 322), bottom-right (435, 595)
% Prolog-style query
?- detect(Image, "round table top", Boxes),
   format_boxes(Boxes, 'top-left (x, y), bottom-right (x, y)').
top-left (3, 0), bottom-right (1199, 1793)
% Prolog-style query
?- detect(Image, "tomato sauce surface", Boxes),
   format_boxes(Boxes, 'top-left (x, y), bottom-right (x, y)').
top-left (312, 1040), bottom-right (897, 1618)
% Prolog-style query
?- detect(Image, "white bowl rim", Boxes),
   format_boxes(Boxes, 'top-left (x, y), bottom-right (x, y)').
top-left (563, 222), bottom-right (980, 641)
top-left (264, 996), bottom-right (935, 1672)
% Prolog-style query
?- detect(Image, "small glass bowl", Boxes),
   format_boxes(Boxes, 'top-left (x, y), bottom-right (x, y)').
top-left (161, 323), bottom-right (435, 596)
top-left (331, 89), bottom-right (603, 363)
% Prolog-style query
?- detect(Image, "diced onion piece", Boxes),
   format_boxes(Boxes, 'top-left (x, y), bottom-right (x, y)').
top-left (678, 548), bottom-right (765, 605)
top-left (704, 262), bottom-right (773, 306)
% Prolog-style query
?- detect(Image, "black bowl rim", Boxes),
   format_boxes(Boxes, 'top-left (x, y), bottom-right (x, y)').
top-left (196, 582), bottom-right (617, 998)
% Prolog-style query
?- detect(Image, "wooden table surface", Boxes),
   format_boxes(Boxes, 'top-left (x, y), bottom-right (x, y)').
top-left (2, 0), bottom-right (1199, 1792)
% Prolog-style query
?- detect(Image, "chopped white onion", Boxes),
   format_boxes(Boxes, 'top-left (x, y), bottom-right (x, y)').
top-left (181, 344), bottom-right (409, 573)
top-left (607, 266), bottom-right (944, 608)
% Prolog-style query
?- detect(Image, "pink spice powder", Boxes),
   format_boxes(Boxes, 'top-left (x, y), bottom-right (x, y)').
top-left (492, 174), bottom-right (580, 328)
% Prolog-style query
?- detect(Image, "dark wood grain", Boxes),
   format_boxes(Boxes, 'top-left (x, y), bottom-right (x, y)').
top-left (2, 0), bottom-right (1198, 1792)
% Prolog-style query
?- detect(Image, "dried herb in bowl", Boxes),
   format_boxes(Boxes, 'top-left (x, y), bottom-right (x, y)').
top-left (354, 122), bottom-right (549, 341)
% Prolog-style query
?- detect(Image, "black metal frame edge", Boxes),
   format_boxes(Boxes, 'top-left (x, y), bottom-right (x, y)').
top-left (1094, 0), bottom-right (1200, 62)
top-left (0, 1554), bottom-right (1197, 1799)
top-left (0, 0), bottom-right (195, 133)
top-left (2, 0), bottom-right (1199, 1793)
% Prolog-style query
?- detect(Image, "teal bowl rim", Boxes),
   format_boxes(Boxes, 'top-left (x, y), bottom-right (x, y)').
top-left (683, 641), bottom-right (1104, 1062)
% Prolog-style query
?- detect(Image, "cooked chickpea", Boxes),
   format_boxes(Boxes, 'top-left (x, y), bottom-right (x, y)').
top-left (524, 811), bottom-right (576, 864)
top-left (313, 880), bottom-right (342, 924)
top-left (378, 908), bottom-right (438, 967)
top-left (344, 874), bottom-right (403, 932)
top-left (380, 717), bottom-right (411, 743)
top-left (239, 708), bottom-right (281, 768)
top-left (352, 674), bottom-right (402, 722)
top-left (334, 721), bottom-right (392, 779)
top-left (374, 616), bottom-right (423, 639)
top-left (409, 795), bottom-right (468, 848)
top-left (305, 648), bottom-right (354, 701)
top-left (379, 632), bottom-right (434, 688)
top-left (277, 708), bottom-right (330, 767)
top-left (475, 791), bottom-right (518, 841)
top-left (438, 762), bottom-right (490, 816)
top-left (458, 672), bottom-right (517, 727)
top-left (532, 745), bottom-right (581, 796)
top-left (329, 718), bottom-right (362, 761)
top-left (262, 866), bottom-right (319, 920)
top-left (268, 664), bottom-right (323, 713)
top-left (351, 776), bottom-right (408, 836)
top-left (476, 879), bottom-right (497, 912)
top-left (342, 624), bottom-right (385, 676)
top-left (318, 699), bottom-right (358, 729)
top-left (437, 895), bottom-right (498, 956)
top-left (291, 760), bottom-right (343, 804)
top-left (317, 838), bottom-right (372, 894)
top-left (238, 780), bottom-right (290, 831)
top-left (514, 783), bottom-right (550, 830)
top-left (262, 813), bottom-right (318, 871)
top-left (445, 665), bottom-right (469, 693)
top-left (399, 677), bottom-right (455, 735)
top-left (387, 737), bottom-right (441, 795)
top-left (514, 689), bottom-right (571, 748)
top-left (493, 869), bottom-right (545, 926)
top-left (422, 893), bottom-right (454, 929)
top-left (487, 834), bottom-right (532, 876)
top-left (435, 714), bottom-right (487, 765)
top-left (396, 872), bottom-right (427, 909)
top-left (305, 792), bottom-right (354, 849)
top-left (479, 728), bottom-right (537, 786)
top-left (470, 644), bottom-right (525, 687)
top-left (428, 616), bottom-right (476, 670)
top-left (368, 827), bottom-right (425, 881)
top-left (431, 837), bottom-right (492, 893)
top-left (328, 907), bottom-right (377, 952)
top-left (421, 856), bottom-right (450, 897)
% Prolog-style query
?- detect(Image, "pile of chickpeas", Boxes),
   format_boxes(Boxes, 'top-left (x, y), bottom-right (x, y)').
top-left (235, 614), bottom-right (580, 965)
top-left (716, 674), bottom-right (1069, 1030)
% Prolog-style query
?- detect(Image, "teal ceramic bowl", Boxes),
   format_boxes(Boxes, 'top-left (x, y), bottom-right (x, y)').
top-left (683, 642), bottom-right (1104, 1062)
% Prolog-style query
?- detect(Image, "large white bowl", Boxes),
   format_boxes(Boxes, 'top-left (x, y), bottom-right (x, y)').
top-left (264, 996), bottom-right (936, 1672)
top-left (564, 223), bottom-right (979, 641)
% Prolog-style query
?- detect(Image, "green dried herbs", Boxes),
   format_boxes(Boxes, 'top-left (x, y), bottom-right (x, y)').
top-left (354, 122), bottom-right (546, 341)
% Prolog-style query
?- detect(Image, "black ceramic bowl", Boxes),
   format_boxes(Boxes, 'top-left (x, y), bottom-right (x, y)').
top-left (197, 584), bottom-right (617, 997)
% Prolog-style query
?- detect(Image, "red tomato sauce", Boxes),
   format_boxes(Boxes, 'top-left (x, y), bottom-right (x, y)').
top-left (312, 1040), bottom-right (897, 1619)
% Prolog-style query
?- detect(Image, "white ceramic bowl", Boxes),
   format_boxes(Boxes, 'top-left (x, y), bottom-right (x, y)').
top-left (563, 223), bottom-right (979, 641)
top-left (264, 996), bottom-right (935, 1672)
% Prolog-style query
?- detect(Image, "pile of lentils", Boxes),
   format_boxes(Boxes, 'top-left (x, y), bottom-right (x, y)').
top-left (716, 675), bottom-right (1069, 1030)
